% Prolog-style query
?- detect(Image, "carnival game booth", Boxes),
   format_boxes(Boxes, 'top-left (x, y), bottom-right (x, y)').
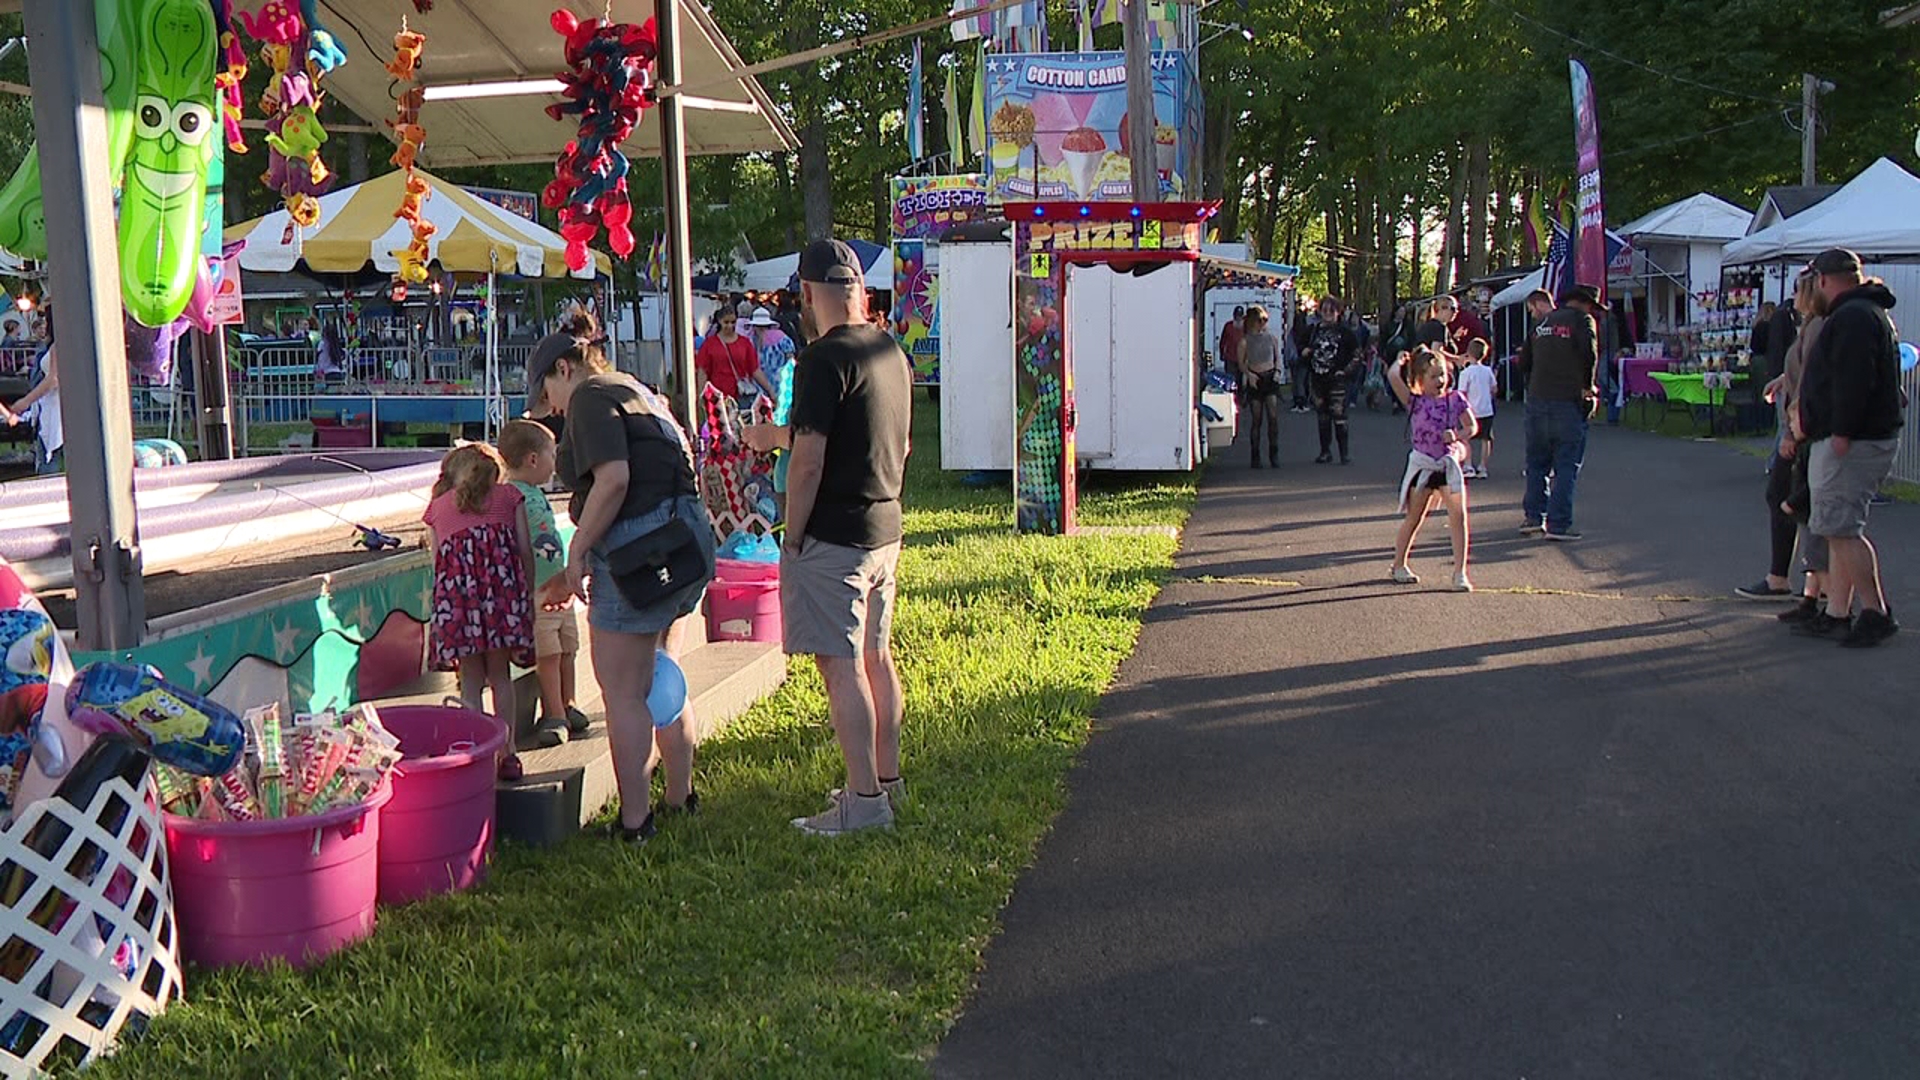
top-left (226, 169), bottom-right (612, 450)
top-left (888, 176), bottom-right (992, 385)
top-left (941, 203), bottom-right (1269, 533)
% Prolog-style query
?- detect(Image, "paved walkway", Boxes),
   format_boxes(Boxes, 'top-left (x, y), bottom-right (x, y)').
top-left (937, 407), bottom-right (1919, 1080)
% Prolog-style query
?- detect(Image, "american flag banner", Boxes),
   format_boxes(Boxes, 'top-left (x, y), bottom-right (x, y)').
top-left (1542, 220), bottom-right (1572, 304)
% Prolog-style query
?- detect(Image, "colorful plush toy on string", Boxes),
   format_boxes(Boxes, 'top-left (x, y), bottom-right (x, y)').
top-left (385, 22), bottom-right (435, 288)
top-left (212, 0), bottom-right (250, 153)
top-left (242, 0), bottom-right (346, 231)
top-left (542, 10), bottom-right (658, 273)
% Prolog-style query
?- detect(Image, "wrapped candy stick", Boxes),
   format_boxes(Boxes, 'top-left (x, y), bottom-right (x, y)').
top-left (213, 769), bottom-right (259, 821)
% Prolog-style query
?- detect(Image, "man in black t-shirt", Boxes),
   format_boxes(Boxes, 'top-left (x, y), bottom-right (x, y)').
top-left (744, 238), bottom-right (911, 836)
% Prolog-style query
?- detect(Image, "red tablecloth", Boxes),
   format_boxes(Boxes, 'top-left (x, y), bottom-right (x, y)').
top-left (1621, 356), bottom-right (1670, 397)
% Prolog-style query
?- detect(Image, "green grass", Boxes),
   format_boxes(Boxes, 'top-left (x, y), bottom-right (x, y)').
top-left (79, 393), bottom-right (1195, 1079)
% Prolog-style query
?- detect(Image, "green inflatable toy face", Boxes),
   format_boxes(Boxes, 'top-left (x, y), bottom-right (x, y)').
top-left (119, 0), bottom-right (215, 327)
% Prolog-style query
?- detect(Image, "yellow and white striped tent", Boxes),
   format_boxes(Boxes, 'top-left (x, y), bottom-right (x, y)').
top-left (224, 168), bottom-right (612, 279)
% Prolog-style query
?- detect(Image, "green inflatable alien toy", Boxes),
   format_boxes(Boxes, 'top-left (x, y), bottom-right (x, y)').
top-left (0, 0), bottom-right (215, 328)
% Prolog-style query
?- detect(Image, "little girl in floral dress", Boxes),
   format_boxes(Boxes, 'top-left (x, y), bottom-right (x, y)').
top-left (422, 443), bottom-right (536, 778)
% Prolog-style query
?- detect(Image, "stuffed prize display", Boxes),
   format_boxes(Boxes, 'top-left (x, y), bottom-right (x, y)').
top-left (0, 560), bottom-right (76, 823)
top-left (65, 664), bottom-right (244, 779)
top-left (0, 0), bottom-right (219, 329)
top-left (543, 10), bottom-right (657, 272)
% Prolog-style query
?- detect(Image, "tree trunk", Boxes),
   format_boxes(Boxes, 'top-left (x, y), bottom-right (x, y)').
top-left (1435, 143), bottom-right (1467, 294)
top-left (799, 114), bottom-right (833, 242)
top-left (1375, 184), bottom-right (1395, 323)
top-left (1255, 175), bottom-right (1280, 260)
top-left (1491, 167), bottom-right (1510, 269)
top-left (1217, 158), bottom-right (1244, 243)
top-left (1324, 207), bottom-right (1342, 299)
top-left (775, 151), bottom-right (798, 251)
top-left (1466, 136), bottom-right (1491, 281)
top-left (1407, 204), bottom-right (1423, 299)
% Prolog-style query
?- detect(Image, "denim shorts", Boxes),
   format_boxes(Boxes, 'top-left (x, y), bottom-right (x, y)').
top-left (585, 495), bottom-right (716, 636)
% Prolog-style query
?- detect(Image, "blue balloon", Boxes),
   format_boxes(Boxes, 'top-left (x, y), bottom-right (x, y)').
top-left (1900, 341), bottom-right (1919, 373)
top-left (648, 652), bottom-right (688, 728)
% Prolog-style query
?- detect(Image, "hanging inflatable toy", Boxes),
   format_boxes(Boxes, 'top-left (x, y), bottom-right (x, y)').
top-left (0, 0), bottom-right (217, 328)
top-left (65, 664), bottom-right (244, 779)
top-left (543, 10), bottom-right (657, 272)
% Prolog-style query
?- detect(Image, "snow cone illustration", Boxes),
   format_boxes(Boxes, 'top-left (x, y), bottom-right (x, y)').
top-left (1155, 124), bottom-right (1178, 178)
top-left (1060, 126), bottom-right (1108, 198)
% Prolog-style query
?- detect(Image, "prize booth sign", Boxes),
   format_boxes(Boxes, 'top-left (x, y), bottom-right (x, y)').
top-left (1005, 202), bottom-right (1214, 535)
top-left (890, 175), bottom-right (989, 384)
top-left (984, 52), bottom-right (1201, 203)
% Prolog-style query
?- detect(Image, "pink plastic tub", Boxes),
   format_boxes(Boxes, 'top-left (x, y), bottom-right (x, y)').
top-left (707, 576), bottom-right (782, 643)
top-left (375, 705), bottom-right (507, 906)
top-left (713, 557), bottom-right (779, 586)
top-left (165, 779), bottom-right (391, 969)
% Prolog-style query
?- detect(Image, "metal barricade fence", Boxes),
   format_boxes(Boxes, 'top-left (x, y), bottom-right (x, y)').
top-left (1895, 363), bottom-right (1920, 485)
top-left (0, 345), bottom-right (38, 378)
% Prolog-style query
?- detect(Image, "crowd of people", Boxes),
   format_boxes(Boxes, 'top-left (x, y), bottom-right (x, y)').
top-left (420, 238), bottom-right (915, 841)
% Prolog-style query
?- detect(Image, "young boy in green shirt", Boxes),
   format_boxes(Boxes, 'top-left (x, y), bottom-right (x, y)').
top-left (500, 420), bottom-right (589, 745)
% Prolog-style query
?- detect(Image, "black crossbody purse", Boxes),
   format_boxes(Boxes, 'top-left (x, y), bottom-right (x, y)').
top-left (599, 409), bottom-right (709, 608)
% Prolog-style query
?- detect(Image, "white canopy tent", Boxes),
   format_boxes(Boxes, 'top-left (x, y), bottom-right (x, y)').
top-left (1722, 158), bottom-right (1920, 264)
top-left (726, 251), bottom-right (893, 293)
top-left (1489, 266), bottom-right (1544, 310)
top-left (1618, 193), bottom-right (1752, 331)
top-left (1618, 193), bottom-right (1752, 244)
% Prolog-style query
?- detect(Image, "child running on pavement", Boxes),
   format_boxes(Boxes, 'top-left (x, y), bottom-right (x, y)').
top-left (1387, 348), bottom-right (1477, 592)
top-left (498, 419), bottom-right (590, 748)
top-left (1458, 338), bottom-right (1498, 479)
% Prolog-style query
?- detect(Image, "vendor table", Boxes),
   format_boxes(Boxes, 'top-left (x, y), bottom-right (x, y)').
top-left (1650, 371), bottom-right (1746, 437)
top-left (1621, 357), bottom-right (1670, 398)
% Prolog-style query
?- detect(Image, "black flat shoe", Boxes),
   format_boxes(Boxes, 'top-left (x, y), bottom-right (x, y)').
top-left (1314, 452), bottom-right (1334, 464)
top-left (660, 790), bottom-right (701, 817)
top-left (606, 811), bottom-right (657, 844)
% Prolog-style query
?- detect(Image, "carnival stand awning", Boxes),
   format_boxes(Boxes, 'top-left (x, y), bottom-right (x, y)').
top-left (226, 169), bottom-right (611, 279)
top-left (1618, 193), bottom-right (1752, 244)
top-left (1723, 158), bottom-right (1920, 264)
top-left (313, 0), bottom-right (797, 166)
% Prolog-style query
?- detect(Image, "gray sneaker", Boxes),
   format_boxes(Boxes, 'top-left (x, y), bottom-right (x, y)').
top-left (793, 789), bottom-right (895, 836)
top-left (834, 779), bottom-right (906, 812)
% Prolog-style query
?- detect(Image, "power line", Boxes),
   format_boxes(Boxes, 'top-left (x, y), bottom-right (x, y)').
top-left (1487, 0), bottom-right (1800, 109)
top-left (1607, 110), bottom-right (1794, 160)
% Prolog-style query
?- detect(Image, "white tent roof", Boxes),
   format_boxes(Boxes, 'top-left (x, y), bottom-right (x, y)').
top-left (1617, 193), bottom-right (1752, 243)
top-left (1491, 267), bottom-right (1544, 309)
top-left (727, 251), bottom-right (893, 292)
top-left (1723, 158), bottom-right (1920, 264)
top-left (226, 168), bottom-right (609, 278)
top-left (314, 0), bottom-right (797, 167)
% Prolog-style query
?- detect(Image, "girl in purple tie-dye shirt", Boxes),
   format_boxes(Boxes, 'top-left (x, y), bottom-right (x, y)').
top-left (1387, 349), bottom-right (1478, 592)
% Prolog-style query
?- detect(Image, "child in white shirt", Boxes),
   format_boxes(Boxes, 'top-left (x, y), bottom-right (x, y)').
top-left (1458, 339), bottom-right (1498, 479)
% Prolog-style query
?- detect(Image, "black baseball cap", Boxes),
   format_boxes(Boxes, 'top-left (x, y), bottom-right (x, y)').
top-left (1809, 248), bottom-right (1862, 276)
top-left (1564, 283), bottom-right (1610, 311)
top-left (798, 238), bottom-right (863, 285)
top-left (524, 331), bottom-right (576, 407)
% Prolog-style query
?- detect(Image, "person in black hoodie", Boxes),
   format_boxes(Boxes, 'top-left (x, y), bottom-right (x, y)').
top-left (1794, 248), bottom-right (1903, 648)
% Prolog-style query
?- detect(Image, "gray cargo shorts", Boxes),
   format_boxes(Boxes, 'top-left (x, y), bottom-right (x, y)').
top-left (780, 537), bottom-right (901, 659)
top-left (1809, 436), bottom-right (1896, 539)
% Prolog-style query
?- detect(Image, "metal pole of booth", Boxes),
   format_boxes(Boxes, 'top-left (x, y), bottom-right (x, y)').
top-left (486, 267), bottom-right (499, 439)
top-left (656, 0), bottom-right (698, 426)
top-left (195, 330), bottom-right (236, 459)
top-left (22, 0), bottom-right (145, 649)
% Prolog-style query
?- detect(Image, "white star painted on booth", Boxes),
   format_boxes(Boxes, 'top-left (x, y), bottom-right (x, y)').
top-left (184, 642), bottom-right (216, 691)
top-left (271, 621), bottom-right (302, 664)
top-left (348, 597), bottom-right (376, 637)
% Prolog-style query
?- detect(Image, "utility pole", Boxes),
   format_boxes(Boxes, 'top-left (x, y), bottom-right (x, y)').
top-left (1801, 73), bottom-right (1833, 186)
top-left (1123, 0), bottom-right (1158, 202)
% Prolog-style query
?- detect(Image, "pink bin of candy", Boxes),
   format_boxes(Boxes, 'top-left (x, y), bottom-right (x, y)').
top-left (707, 558), bottom-right (782, 643)
top-left (375, 705), bottom-right (507, 906)
top-left (165, 779), bottom-right (392, 969)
